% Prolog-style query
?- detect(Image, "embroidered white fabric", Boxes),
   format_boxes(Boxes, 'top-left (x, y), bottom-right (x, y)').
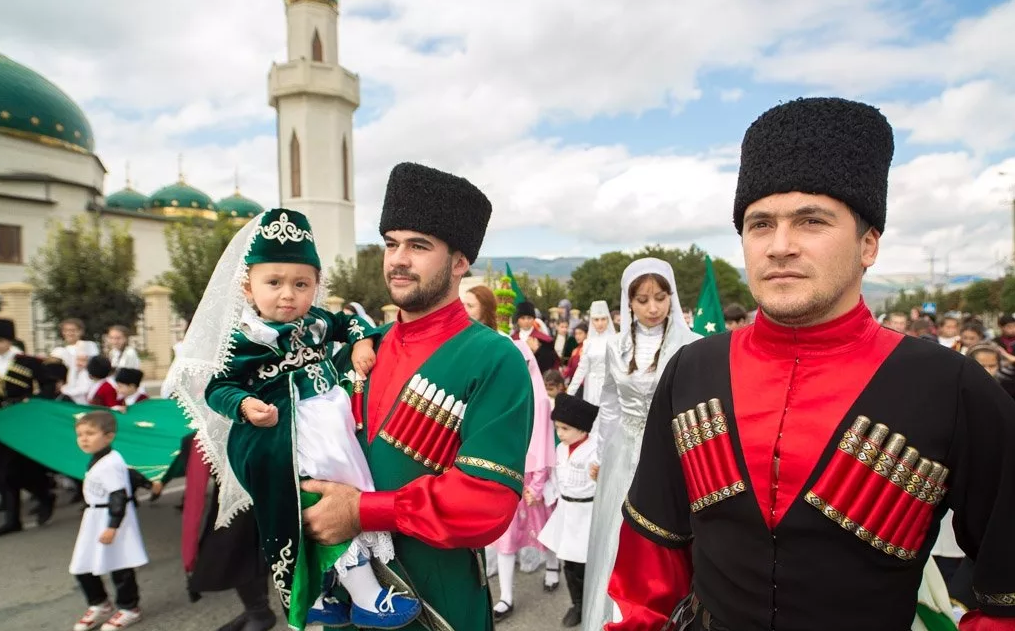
top-left (160, 213), bottom-right (329, 528)
top-left (333, 531), bottom-right (396, 578)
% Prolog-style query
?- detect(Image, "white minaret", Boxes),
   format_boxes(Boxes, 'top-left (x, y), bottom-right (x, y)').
top-left (269, 0), bottom-right (359, 272)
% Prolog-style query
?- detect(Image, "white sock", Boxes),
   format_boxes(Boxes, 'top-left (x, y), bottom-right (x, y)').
top-left (339, 562), bottom-right (384, 612)
top-left (497, 553), bottom-right (516, 607)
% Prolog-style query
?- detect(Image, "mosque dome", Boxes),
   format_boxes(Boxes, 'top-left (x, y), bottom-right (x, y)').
top-left (145, 180), bottom-right (217, 213)
top-left (216, 191), bottom-right (264, 219)
top-left (105, 186), bottom-right (147, 212)
top-left (0, 54), bottom-right (95, 153)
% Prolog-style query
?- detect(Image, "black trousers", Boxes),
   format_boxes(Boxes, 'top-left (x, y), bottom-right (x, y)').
top-left (75, 568), bottom-right (139, 609)
top-left (564, 561), bottom-right (585, 608)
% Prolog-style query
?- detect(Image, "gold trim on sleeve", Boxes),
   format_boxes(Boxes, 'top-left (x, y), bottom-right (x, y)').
top-left (623, 497), bottom-right (690, 543)
top-left (454, 456), bottom-right (524, 483)
top-left (975, 589), bottom-right (1015, 607)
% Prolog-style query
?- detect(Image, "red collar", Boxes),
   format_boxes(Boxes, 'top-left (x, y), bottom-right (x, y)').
top-left (568, 435), bottom-right (588, 455)
top-left (748, 299), bottom-right (881, 359)
top-left (389, 300), bottom-right (472, 345)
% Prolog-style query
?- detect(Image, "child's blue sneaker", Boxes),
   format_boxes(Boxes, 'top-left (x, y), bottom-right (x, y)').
top-left (305, 598), bottom-right (351, 627)
top-left (350, 586), bottom-right (422, 629)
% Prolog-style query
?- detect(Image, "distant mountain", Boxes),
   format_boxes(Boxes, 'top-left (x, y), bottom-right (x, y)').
top-left (471, 257), bottom-right (588, 279)
top-left (459, 253), bottom-right (984, 310)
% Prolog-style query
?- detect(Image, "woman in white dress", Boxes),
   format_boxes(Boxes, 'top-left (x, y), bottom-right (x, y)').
top-left (566, 300), bottom-right (615, 405)
top-left (581, 258), bottom-right (701, 630)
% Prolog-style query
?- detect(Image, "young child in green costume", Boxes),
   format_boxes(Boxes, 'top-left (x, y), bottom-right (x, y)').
top-left (167, 208), bottom-right (421, 630)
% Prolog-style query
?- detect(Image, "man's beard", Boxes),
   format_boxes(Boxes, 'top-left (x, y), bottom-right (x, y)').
top-left (387, 259), bottom-right (453, 314)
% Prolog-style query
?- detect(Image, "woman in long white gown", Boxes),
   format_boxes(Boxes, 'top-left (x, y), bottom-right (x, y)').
top-left (566, 300), bottom-right (615, 405)
top-left (581, 258), bottom-right (701, 631)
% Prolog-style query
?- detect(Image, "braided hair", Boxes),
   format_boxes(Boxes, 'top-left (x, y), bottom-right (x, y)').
top-left (626, 273), bottom-right (672, 374)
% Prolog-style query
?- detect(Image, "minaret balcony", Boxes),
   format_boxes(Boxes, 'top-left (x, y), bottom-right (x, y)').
top-left (268, 60), bottom-right (360, 107)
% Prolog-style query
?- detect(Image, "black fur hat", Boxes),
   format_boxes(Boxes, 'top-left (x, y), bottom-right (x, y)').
top-left (515, 301), bottom-right (537, 319)
top-left (379, 162), bottom-right (492, 263)
top-left (114, 367), bottom-right (144, 387)
top-left (551, 393), bottom-right (599, 433)
top-left (733, 97), bottom-right (894, 235)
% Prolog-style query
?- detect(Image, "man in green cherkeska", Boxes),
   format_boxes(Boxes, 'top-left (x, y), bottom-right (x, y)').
top-left (302, 162), bottom-right (535, 631)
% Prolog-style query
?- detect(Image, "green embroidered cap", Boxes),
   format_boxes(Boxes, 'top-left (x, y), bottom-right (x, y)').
top-left (244, 208), bottom-right (322, 270)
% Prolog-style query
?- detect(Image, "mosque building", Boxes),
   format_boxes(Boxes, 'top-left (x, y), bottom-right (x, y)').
top-left (0, 0), bottom-right (360, 286)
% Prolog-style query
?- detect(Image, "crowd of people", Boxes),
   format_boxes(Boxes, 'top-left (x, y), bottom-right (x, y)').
top-left (3, 95), bottom-right (1015, 631)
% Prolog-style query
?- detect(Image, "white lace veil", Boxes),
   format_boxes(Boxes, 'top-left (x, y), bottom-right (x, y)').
top-left (586, 299), bottom-right (616, 341)
top-left (346, 301), bottom-right (376, 328)
top-left (160, 211), bottom-right (327, 528)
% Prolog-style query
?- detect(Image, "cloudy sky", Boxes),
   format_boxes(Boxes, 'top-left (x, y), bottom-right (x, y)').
top-left (3, 0), bottom-right (1015, 276)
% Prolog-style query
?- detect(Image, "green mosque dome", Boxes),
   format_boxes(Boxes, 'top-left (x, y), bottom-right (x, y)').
top-left (0, 54), bottom-right (95, 153)
top-left (145, 180), bottom-right (217, 212)
top-left (105, 187), bottom-right (147, 212)
top-left (217, 191), bottom-right (264, 219)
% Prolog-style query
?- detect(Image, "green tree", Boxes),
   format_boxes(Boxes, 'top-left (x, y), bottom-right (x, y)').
top-left (1001, 276), bottom-right (1015, 314)
top-left (962, 279), bottom-right (1002, 315)
top-left (326, 245), bottom-right (388, 322)
top-left (157, 216), bottom-right (240, 322)
top-left (506, 271), bottom-right (569, 315)
top-left (29, 215), bottom-right (144, 340)
top-left (569, 251), bottom-right (634, 311)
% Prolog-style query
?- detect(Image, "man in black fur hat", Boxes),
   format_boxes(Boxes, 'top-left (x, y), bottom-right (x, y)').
top-left (301, 162), bottom-right (534, 630)
top-left (607, 98), bottom-right (1015, 630)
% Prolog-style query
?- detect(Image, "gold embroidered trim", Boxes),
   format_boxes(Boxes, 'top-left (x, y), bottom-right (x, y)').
top-left (689, 480), bottom-right (747, 513)
top-left (805, 491), bottom-right (919, 561)
top-left (454, 456), bottom-right (523, 483)
top-left (622, 497), bottom-right (690, 543)
top-left (673, 399), bottom-right (731, 454)
top-left (975, 589), bottom-right (1015, 607)
top-left (378, 430), bottom-right (445, 473)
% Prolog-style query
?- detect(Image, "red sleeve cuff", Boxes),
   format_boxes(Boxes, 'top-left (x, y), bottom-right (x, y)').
top-left (359, 491), bottom-right (398, 533)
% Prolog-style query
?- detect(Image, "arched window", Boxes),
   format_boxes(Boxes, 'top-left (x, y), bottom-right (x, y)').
top-left (342, 136), bottom-right (350, 201)
top-left (312, 29), bottom-right (323, 62)
top-left (290, 132), bottom-right (302, 198)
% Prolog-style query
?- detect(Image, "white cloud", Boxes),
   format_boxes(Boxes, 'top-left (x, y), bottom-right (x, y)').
top-left (753, 1), bottom-right (1015, 94)
top-left (1, 0), bottom-right (1014, 277)
top-left (719, 88), bottom-right (745, 103)
top-left (881, 80), bottom-right (1015, 155)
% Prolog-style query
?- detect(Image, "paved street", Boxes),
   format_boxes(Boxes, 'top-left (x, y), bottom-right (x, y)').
top-left (0, 483), bottom-right (572, 631)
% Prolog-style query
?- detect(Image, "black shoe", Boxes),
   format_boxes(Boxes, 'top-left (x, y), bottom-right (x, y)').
top-left (544, 568), bottom-right (561, 592)
top-left (36, 495), bottom-right (55, 526)
top-left (492, 601), bottom-right (514, 623)
top-left (241, 607), bottom-right (276, 631)
top-left (561, 605), bottom-right (581, 627)
top-left (0, 522), bottom-right (23, 536)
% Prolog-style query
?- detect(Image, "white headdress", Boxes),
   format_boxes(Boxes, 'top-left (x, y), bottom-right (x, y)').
top-left (160, 211), bottom-right (327, 528)
top-left (618, 257), bottom-right (694, 352)
top-left (587, 300), bottom-right (616, 340)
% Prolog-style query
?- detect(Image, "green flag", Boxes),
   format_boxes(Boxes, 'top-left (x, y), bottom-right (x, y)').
top-left (505, 262), bottom-right (527, 305)
top-left (692, 255), bottom-right (727, 336)
top-left (0, 398), bottom-right (192, 480)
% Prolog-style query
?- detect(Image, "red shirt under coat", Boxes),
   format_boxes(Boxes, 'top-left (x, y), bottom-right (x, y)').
top-left (358, 300), bottom-right (519, 549)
